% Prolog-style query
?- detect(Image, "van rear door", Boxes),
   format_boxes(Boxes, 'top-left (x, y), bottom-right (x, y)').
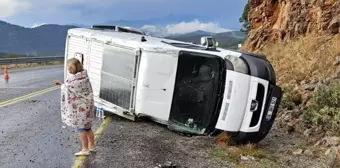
top-left (97, 44), bottom-right (140, 117)
top-left (65, 35), bottom-right (91, 78)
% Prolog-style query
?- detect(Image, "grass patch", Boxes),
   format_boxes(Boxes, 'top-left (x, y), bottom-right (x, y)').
top-left (210, 144), bottom-right (278, 168)
top-left (294, 138), bottom-right (309, 149)
top-left (250, 34), bottom-right (340, 86)
top-left (280, 86), bottom-right (302, 110)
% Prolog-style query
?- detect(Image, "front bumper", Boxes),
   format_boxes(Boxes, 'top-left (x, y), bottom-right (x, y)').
top-left (229, 84), bottom-right (282, 143)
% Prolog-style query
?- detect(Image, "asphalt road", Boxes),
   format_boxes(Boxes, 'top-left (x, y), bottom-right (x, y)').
top-left (0, 66), bottom-right (230, 168)
top-left (0, 66), bottom-right (64, 102)
top-left (0, 66), bottom-right (101, 168)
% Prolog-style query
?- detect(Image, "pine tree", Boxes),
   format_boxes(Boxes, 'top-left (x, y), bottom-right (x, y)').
top-left (239, 2), bottom-right (250, 35)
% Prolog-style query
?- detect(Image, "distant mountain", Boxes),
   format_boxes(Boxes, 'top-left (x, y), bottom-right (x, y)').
top-left (0, 21), bottom-right (77, 55)
top-left (189, 30), bottom-right (213, 36)
top-left (68, 23), bottom-right (90, 28)
top-left (165, 31), bottom-right (246, 49)
top-left (167, 30), bottom-right (212, 38)
top-left (0, 20), bottom-right (243, 55)
top-left (215, 31), bottom-right (245, 39)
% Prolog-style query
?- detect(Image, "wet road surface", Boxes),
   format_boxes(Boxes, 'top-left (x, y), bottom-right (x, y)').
top-left (0, 90), bottom-right (101, 168)
top-left (0, 66), bottom-right (230, 168)
top-left (0, 66), bottom-right (100, 168)
top-left (0, 65), bottom-right (64, 102)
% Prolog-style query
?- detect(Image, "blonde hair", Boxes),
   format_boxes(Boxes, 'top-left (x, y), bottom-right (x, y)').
top-left (67, 58), bottom-right (83, 74)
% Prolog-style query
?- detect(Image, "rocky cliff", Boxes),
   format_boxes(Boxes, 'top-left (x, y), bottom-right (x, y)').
top-left (237, 1), bottom-right (340, 166)
top-left (243, 0), bottom-right (340, 51)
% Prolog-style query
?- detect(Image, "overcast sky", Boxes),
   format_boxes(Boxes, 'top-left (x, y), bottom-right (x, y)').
top-left (0, 0), bottom-right (247, 34)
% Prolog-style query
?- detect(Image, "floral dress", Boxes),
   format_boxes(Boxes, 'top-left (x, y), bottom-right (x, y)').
top-left (61, 70), bottom-right (94, 129)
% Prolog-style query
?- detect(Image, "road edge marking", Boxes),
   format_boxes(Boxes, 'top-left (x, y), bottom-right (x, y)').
top-left (0, 86), bottom-right (59, 107)
top-left (0, 87), bottom-right (57, 105)
top-left (72, 116), bottom-right (112, 168)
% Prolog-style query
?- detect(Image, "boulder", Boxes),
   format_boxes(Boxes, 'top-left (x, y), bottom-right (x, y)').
top-left (328, 15), bottom-right (340, 34)
top-left (333, 56), bottom-right (340, 66)
top-left (293, 149), bottom-right (303, 155)
top-left (301, 84), bottom-right (317, 91)
top-left (323, 137), bottom-right (340, 147)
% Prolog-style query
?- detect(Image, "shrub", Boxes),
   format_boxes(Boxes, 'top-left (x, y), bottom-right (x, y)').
top-left (6, 53), bottom-right (18, 58)
top-left (280, 87), bottom-right (301, 110)
top-left (303, 81), bottom-right (340, 134)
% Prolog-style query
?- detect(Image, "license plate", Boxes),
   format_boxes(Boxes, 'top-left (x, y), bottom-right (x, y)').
top-left (265, 97), bottom-right (277, 121)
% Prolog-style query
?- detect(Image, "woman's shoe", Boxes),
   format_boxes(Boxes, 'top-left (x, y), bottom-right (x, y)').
top-left (75, 150), bottom-right (90, 156)
top-left (89, 148), bottom-right (97, 152)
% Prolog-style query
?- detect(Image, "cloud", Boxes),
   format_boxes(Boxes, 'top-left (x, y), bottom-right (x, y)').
top-left (2, 0), bottom-right (244, 31)
top-left (54, 0), bottom-right (114, 6)
top-left (140, 25), bottom-right (167, 36)
top-left (141, 20), bottom-right (231, 37)
top-left (0, 0), bottom-right (30, 18)
top-left (0, 0), bottom-right (132, 18)
top-left (31, 23), bottom-right (46, 28)
top-left (165, 20), bottom-right (231, 34)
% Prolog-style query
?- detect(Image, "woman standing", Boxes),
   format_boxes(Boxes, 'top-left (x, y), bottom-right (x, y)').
top-left (54, 58), bottom-right (96, 156)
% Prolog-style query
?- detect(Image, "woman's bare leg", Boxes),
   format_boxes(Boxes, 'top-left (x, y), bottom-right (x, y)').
top-left (78, 132), bottom-right (89, 151)
top-left (87, 129), bottom-right (96, 149)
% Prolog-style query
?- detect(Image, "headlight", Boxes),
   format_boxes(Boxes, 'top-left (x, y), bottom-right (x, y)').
top-left (225, 55), bottom-right (249, 74)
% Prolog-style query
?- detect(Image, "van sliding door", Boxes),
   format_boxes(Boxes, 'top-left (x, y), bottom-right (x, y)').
top-left (99, 45), bottom-right (139, 113)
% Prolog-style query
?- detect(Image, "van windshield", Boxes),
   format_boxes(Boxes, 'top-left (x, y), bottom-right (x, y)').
top-left (168, 51), bottom-right (226, 135)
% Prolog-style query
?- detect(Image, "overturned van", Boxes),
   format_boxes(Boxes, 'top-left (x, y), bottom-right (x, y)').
top-left (63, 25), bottom-right (282, 143)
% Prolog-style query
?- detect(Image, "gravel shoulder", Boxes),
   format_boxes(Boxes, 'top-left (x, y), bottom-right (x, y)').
top-left (82, 113), bottom-right (330, 168)
top-left (83, 116), bottom-right (232, 168)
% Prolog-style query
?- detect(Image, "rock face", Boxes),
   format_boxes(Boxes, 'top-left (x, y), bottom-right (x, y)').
top-left (244, 0), bottom-right (340, 51)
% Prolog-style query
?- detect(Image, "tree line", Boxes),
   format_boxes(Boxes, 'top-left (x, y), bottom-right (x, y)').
top-left (0, 52), bottom-right (36, 58)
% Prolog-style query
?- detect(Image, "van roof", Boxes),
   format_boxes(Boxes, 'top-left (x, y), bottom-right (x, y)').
top-left (68, 28), bottom-right (242, 58)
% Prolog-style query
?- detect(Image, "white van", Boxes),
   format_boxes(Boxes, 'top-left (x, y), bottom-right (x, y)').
top-left (63, 25), bottom-right (282, 143)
